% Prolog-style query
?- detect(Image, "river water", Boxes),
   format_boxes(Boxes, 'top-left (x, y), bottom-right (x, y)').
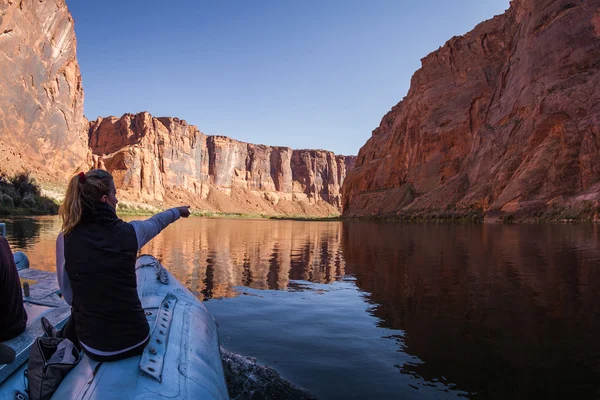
top-left (3, 216), bottom-right (600, 399)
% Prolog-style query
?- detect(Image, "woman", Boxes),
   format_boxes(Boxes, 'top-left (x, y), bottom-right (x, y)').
top-left (43, 169), bottom-right (190, 362)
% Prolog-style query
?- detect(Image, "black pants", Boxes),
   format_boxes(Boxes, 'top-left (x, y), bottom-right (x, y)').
top-left (83, 337), bottom-right (149, 362)
top-left (56, 312), bottom-right (81, 352)
top-left (59, 311), bottom-right (148, 362)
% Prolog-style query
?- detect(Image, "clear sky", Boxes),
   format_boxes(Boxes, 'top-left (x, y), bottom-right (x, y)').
top-left (66, 0), bottom-right (510, 155)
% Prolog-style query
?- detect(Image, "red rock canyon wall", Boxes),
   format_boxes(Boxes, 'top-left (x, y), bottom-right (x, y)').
top-left (89, 113), bottom-right (355, 214)
top-left (342, 0), bottom-right (600, 220)
top-left (0, 1), bottom-right (354, 215)
top-left (0, 0), bottom-right (90, 179)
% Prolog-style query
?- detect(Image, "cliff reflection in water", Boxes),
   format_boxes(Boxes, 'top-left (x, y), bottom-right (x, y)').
top-left (140, 218), bottom-right (346, 300)
top-left (341, 222), bottom-right (600, 399)
top-left (141, 218), bottom-right (600, 397)
top-left (144, 219), bottom-right (600, 398)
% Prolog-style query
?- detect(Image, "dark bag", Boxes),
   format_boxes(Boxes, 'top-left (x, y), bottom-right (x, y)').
top-left (27, 337), bottom-right (81, 400)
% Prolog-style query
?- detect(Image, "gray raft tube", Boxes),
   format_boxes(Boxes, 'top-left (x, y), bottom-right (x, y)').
top-left (0, 222), bottom-right (29, 270)
top-left (0, 251), bottom-right (229, 400)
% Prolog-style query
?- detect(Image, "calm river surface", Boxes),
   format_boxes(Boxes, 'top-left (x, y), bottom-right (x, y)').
top-left (3, 216), bottom-right (600, 399)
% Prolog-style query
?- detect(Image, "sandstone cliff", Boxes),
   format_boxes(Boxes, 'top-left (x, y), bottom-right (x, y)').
top-left (342, 0), bottom-right (600, 221)
top-left (0, 0), bottom-right (90, 179)
top-left (89, 113), bottom-right (356, 216)
top-left (0, 0), bottom-right (354, 216)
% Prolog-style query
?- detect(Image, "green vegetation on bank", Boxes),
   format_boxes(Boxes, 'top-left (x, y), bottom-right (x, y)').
top-left (354, 205), bottom-right (485, 223)
top-left (191, 210), bottom-right (341, 221)
top-left (0, 172), bottom-right (58, 216)
top-left (532, 200), bottom-right (600, 223)
top-left (267, 214), bottom-right (342, 221)
top-left (124, 204), bottom-right (599, 223)
top-left (3, 176), bottom-right (597, 223)
top-left (117, 204), bottom-right (341, 221)
top-left (351, 202), bottom-right (600, 224)
top-left (116, 204), bottom-right (265, 218)
top-left (116, 202), bottom-right (161, 216)
top-left (192, 210), bottom-right (271, 219)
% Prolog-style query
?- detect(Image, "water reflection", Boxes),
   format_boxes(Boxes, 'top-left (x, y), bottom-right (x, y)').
top-left (4, 217), bottom-right (42, 248)
top-left (342, 222), bottom-right (600, 399)
top-left (6, 216), bottom-right (600, 399)
top-left (139, 219), bottom-right (346, 300)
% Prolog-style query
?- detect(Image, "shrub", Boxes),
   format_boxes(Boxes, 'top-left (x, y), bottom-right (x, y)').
top-left (502, 214), bottom-right (515, 224)
top-left (22, 194), bottom-right (36, 208)
top-left (0, 171), bottom-right (57, 215)
top-left (0, 193), bottom-right (14, 208)
top-left (0, 176), bottom-right (18, 198)
top-left (11, 172), bottom-right (40, 197)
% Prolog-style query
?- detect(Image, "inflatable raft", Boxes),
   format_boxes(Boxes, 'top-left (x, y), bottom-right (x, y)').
top-left (0, 254), bottom-right (230, 400)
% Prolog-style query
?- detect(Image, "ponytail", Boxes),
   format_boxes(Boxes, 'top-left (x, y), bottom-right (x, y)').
top-left (59, 174), bottom-right (83, 234)
top-left (59, 169), bottom-right (114, 234)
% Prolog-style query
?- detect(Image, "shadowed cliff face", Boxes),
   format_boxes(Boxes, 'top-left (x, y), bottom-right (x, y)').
top-left (0, 0), bottom-right (90, 179)
top-left (89, 112), bottom-right (356, 214)
top-left (342, 0), bottom-right (600, 220)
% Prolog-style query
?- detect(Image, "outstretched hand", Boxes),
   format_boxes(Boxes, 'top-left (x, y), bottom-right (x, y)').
top-left (177, 205), bottom-right (191, 218)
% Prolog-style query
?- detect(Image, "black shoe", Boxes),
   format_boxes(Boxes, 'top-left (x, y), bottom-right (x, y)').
top-left (41, 317), bottom-right (58, 337)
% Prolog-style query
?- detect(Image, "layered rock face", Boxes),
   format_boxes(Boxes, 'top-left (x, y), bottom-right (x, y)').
top-left (342, 0), bottom-right (600, 220)
top-left (0, 0), bottom-right (90, 179)
top-left (90, 113), bottom-right (355, 215)
top-left (0, 0), bottom-right (353, 216)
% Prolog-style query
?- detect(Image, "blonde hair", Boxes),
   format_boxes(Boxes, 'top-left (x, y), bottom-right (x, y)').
top-left (59, 169), bottom-right (114, 234)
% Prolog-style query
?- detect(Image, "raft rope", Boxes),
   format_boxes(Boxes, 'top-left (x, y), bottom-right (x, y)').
top-left (137, 255), bottom-right (169, 285)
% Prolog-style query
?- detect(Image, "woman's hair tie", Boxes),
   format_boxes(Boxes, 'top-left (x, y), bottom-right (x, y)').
top-left (78, 171), bottom-right (87, 183)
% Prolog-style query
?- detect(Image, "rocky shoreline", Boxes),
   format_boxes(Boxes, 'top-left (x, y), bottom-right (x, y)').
top-left (346, 203), bottom-right (600, 224)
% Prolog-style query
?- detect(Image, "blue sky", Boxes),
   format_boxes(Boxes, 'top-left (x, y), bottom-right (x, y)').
top-left (67, 0), bottom-right (510, 155)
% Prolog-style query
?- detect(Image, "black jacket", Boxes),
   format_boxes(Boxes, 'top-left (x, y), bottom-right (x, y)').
top-left (64, 202), bottom-right (148, 352)
top-left (0, 237), bottom-right (27, 341)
